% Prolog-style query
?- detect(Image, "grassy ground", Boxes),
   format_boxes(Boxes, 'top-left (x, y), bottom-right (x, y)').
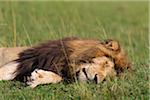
top-left (0, 1), bottom-right (149, 100)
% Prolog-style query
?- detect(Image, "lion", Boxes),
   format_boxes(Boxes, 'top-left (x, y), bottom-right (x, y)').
top-left (0, 37), bottom-right (131, 87)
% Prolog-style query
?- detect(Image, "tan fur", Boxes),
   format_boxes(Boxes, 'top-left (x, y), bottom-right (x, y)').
top-left (27, 69), bottom-right (62, 88)
top-left (67, 40), bottom-right (105, 60)
top-left (78, 56), bottom-right (116, 83)
top-left (0, 47), bottom-right (28, 66)
top-left (0, 61), bottom-right (19, 80)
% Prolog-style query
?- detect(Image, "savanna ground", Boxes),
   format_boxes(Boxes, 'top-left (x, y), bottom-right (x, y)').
top-left (0, 1), bottom-right (149, 100)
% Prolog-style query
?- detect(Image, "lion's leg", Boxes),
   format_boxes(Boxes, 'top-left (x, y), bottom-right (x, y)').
top-left (27, 69), bottom-right (62, 88)
top-left (0, 61), bottom-right (19, 80)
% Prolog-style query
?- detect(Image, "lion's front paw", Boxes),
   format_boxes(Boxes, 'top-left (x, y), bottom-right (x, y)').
top-left (26, 69), bottom-right (41, 88)
top-left (26, 69), bottom-right (62, 88)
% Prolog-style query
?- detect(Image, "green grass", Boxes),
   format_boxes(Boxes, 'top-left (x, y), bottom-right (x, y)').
top-left (0, 1), bottom-right (149, 100)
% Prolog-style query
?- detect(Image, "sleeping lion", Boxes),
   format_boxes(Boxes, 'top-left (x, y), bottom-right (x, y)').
top-left (0, 37), bottom-right (131, 88)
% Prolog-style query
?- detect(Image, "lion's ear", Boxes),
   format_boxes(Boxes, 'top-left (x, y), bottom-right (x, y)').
top-left (105, 40), bottom-right (120, 51)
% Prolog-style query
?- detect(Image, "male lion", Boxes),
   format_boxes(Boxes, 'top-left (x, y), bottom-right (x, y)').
top-left (0, 37), bottom-right (131, 88)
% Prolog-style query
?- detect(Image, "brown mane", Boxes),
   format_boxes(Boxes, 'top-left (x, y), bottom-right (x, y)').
top-left (15, 37), bottom-right (80, 81)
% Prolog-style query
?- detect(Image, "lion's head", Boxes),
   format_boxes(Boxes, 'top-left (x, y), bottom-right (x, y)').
top-left (76, 56), bottom-right (116, 83)
top-left (100, 39), bottom-right (132, 73)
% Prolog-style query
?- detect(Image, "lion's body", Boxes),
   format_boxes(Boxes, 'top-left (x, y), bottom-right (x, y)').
top-left (0, 37), bottom-right (131, 88)
top-left (0, 47), bottom-right (28, 66)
